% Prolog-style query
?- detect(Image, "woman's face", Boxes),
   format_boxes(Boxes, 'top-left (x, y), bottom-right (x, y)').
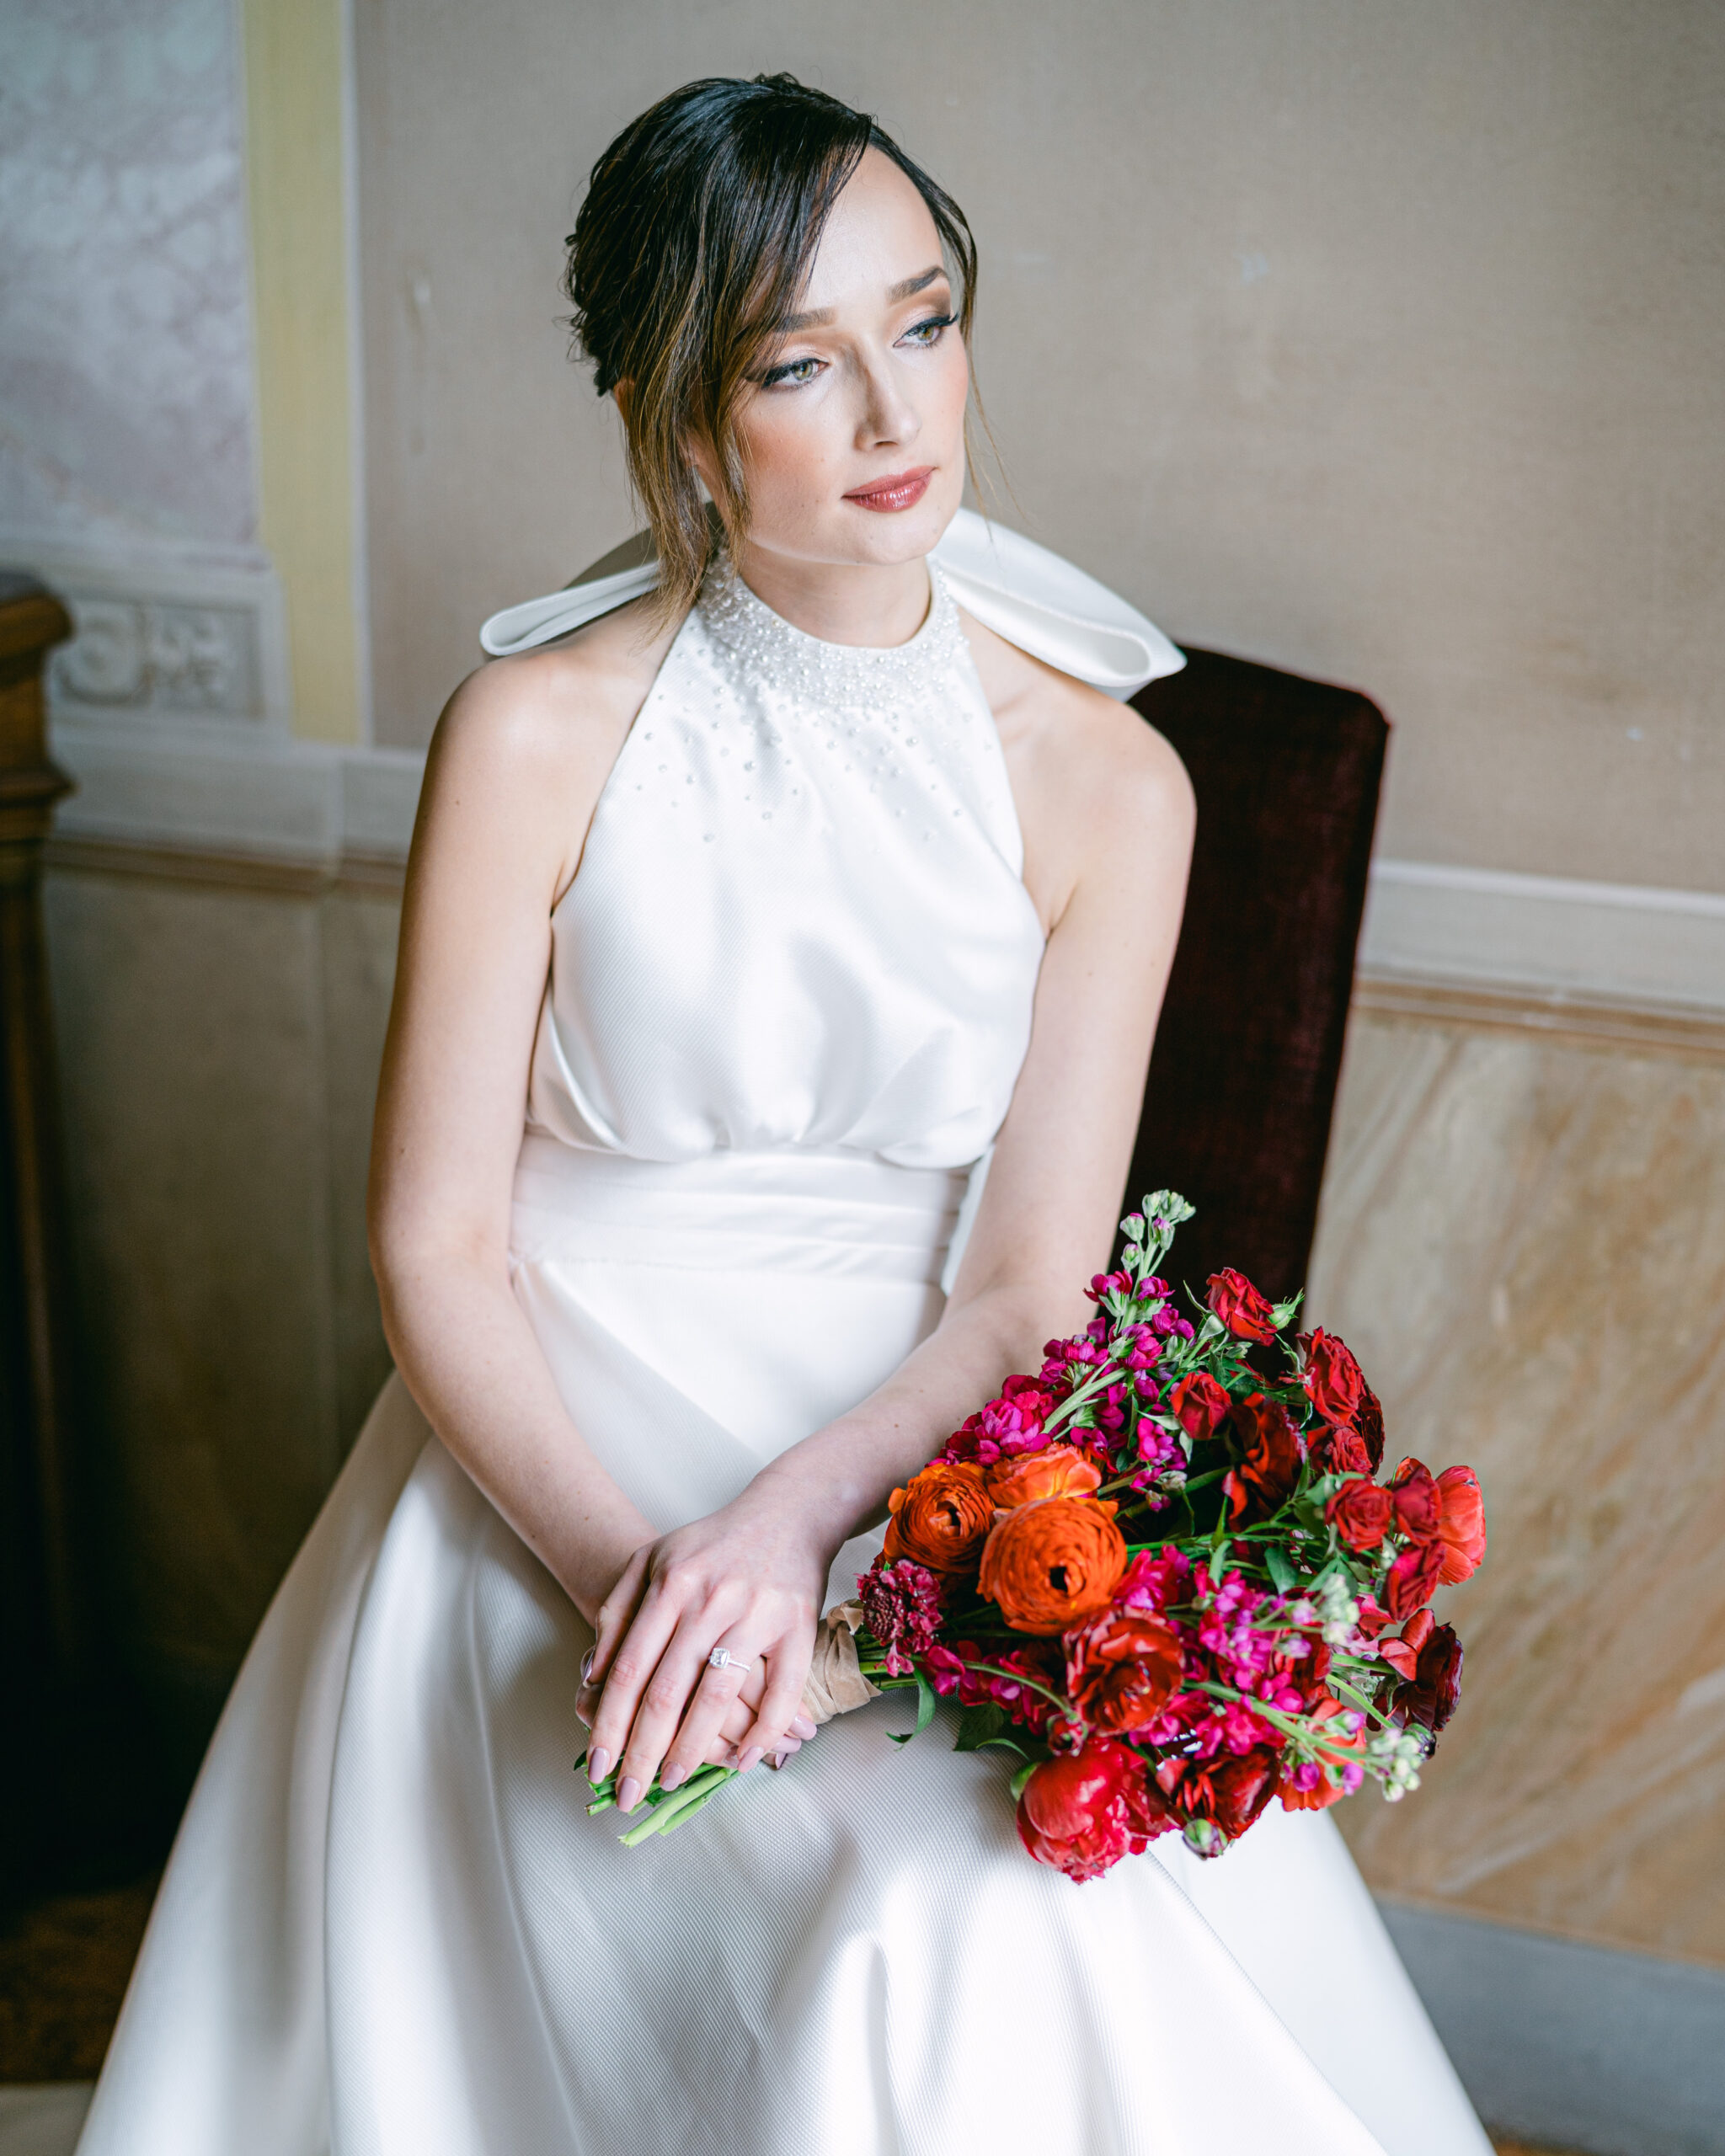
top-left (717, 148), bottom-right (971, 576)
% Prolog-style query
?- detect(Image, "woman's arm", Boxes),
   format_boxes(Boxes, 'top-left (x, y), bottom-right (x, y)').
top-left (369, 637), bottom-right (660, 1619)
top-left (372, 613), bottom-right (816, 1790)
top-left (585, 643), bottom-right (1195, 1801)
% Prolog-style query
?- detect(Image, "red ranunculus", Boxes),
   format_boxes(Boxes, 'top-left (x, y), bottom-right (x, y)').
top-left (1154, 1746), bottom-right (1279, 1848)
top-left (1390, 1458), bottom-right (1441, 1542)
top-left (1310, 1423), bottom-right (1373, 1477)
top-left (1326, 1476), bottom-right (1393, 1552)
top-left (1065, 1609), bottom-right (1184, 1734)
top-left (1171, 1371), bottom-right (1230, 1442)
top-left (1302, 1329), bottom-right (1365, 1428)
top-left (1393, 1620), bottom-right (1463, 1732)
top-left (1224, 1393), bottom-right (1304, 1523)
top-left (1434, 1465), bottom-right (1487, 1585)
top-left (1384, 1536), bottom-right (1444, 1620)
top-left (1354, 1384), bottom-right (1386, 1472)
top-left (1016, 1743), bottom-right (1171, 1881)
top-left (1206, 1268), bottom-right (1277, 1343)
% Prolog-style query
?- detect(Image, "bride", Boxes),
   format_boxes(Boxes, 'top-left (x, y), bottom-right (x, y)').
top-left (78, 73), bottom-right (1492, 2156)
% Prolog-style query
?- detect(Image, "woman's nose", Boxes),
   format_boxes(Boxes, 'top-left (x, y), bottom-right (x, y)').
top-left (855, 355), bottom-right (920, 449)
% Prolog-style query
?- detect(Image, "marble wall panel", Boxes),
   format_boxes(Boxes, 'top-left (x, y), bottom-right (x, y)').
top-left (0, 0), bottom-right (259, 557)
top-left (1308, 1008), bottom-right (1725, 1967)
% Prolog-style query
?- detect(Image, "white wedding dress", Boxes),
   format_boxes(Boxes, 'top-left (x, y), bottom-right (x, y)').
top-left (77, 527), bottom-right (1492, 2156)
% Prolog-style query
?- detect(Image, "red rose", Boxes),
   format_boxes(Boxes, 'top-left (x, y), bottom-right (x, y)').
top-left (1016, 1743), bottom-right (1170, 1881)
top-left (1390, 1458), bottom-right (1441, 1542)
top-left (1434, 1465), bottom-right (1487, 1585)
top-left (1065, 1609), bottom-right (1184, 1734)
top-left (1154, 1746), bottom-right (1279, 1847)
top-left (1171, 1371), bottom-right (1230, 1442)
top-left (1393, 1620), bottom-right (1463, 1732)
top-left (1309, 1423), bottom-right (1373, 1477)
top-left (1302, 1329), bottom-right (1365, 1428)
top-left (1224, 1393), bottom-right (1304, 1523)
top-left (1206, 1268), bottom-right (1278, 1343)
top-left (1384, 1536), bottom-right (1444, 1620)
top-left (1354, 1385), bottom-right (1386, 1471)
top-left (1326, 1476), bottom-right (1393, 1552)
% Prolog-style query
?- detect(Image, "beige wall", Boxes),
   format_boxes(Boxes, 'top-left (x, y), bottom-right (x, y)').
top-left (356, 0), bottom-right (1724, 891)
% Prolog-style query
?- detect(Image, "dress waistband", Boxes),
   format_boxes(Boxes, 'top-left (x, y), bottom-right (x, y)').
top-left (509, 1133), bottom-right (969, 1285)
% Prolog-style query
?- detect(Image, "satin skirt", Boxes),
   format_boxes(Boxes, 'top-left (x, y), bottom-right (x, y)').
top-left (77, 1141), bottom-right (1491, 2156)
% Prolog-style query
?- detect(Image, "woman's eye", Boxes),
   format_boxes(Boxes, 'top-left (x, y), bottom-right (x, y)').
top-left (900, 313), bottom-right (957, 348)
top-left (762, 355), bottom-right (822, 388)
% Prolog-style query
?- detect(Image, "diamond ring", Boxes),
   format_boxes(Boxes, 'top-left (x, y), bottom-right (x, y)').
top-left (707, 1647), bottom-right (753, 1676)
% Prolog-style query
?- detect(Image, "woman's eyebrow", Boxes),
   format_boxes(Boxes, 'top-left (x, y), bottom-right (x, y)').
top-left (782, 266), bottom-right (948, 333)
top-left (888, 266), bottom-right (944, 301)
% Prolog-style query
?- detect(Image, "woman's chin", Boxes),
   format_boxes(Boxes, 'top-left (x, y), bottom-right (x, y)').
top-left (832, 490), bottom-right (962, 567)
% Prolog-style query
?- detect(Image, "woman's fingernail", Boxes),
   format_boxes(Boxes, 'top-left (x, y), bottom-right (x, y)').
top-left (738, 1747), bottom-right (764, 1774)
top-left (587, 1748), bottom-right (611, 1782)
top-left (579, 1646), bottom-right (595, 1684)
top-left (660, 1763), bottom-right (687, 1792)
top-left (618, 1775), bottom-right (644, 1812)
top-left (791, 1715), bottom-right (818, 1740)
top-left (767, 1752), bottom-right (787, 1770)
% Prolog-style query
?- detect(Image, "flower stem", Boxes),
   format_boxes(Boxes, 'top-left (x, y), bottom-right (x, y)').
top-left (947, 1661), bottom-right (1076, 1717)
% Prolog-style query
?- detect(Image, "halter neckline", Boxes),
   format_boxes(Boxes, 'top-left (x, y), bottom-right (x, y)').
top-left (696, 560), bottom-right (964, 698)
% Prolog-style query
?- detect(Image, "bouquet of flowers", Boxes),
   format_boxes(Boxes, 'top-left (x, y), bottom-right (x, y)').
top-left (583, 1193), bottom-right (1486, 1880)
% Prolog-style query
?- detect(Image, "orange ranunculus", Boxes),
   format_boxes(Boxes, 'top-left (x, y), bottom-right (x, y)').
top-left (1434, 1465), bottom-right (1487, 1584)
top-left (985, 1445), bottom-right (1104, 1511)
top-left (977, 1497), bottom-right (1128, 1636)
top-left (884, 1461), bottom-right (993, 1575)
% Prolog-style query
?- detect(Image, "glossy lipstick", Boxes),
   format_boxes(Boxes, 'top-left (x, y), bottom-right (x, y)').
top-left (842, 467), bottom-right (934, 514)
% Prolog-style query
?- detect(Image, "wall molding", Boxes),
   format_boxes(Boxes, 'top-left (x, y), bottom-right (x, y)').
top-left (47, 724), bottom-right (421, 867)
top-left (1381, 1897), bottom-right (1725, 2156)
top-left (1352, 972), bottom-right (1725, 1063)
top-left (4, 542), bottom-right (294, 737)
top-left (35, 725), bottom-right (1725, 1027)
top-left (1361, 858), bottom-right (1725, 1017)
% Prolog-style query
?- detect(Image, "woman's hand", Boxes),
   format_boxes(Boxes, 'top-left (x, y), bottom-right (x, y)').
top-left (576, 1481), bottom-right (836, 1810)
top-left (576, 1653), bottom-right (815, 1775)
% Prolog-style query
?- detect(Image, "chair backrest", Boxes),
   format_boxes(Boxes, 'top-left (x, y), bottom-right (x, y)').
top-left (1124, 646), bottom-right (1388, 1304)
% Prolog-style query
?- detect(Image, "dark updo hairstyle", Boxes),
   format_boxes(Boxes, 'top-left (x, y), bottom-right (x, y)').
top-left (565, 74), bottom-right (979, 621)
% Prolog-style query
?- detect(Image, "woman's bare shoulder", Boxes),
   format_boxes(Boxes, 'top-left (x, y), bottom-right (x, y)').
top-left (414, 595), bottom-right (688, 902)
top-left (958, 607), bottom-right (1194, 848)
top-left (435, 595), bottom-right (682, 777)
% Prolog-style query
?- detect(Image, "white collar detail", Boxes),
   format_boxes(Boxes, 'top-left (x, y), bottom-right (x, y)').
top-left (478, 508), bottom-right (1184, 702)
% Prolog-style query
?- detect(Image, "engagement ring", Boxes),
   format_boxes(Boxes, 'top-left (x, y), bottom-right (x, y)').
top-left (707, 1647), bottom-right (752, 1675)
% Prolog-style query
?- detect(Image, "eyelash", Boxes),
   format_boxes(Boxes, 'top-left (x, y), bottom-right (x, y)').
top-left (760, 312), bottom-right (958, 390)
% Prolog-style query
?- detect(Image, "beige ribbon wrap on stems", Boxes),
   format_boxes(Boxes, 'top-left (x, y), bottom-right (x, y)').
top-left (800, 1602), bottom-right (883, 1726)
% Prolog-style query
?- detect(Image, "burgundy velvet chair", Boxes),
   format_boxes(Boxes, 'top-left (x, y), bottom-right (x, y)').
top-left (1122, 647), bottom-right (1388, 1305)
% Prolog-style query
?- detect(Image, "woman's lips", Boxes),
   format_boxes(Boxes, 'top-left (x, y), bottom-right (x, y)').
top-left (843, 467), bottom-right (934, 513)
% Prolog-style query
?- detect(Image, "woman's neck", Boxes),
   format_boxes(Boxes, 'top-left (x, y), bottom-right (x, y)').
top-left (729, 542), bottom-right (932, 649)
